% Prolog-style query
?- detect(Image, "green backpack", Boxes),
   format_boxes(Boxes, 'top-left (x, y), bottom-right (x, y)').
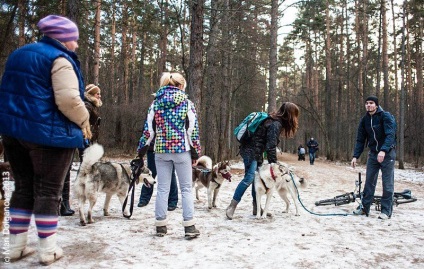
top-left (234, 112), bottom-right (269, 144)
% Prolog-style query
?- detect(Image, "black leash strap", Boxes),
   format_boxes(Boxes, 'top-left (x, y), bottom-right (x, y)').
top-left (122, 158), bottom-right (144, 219)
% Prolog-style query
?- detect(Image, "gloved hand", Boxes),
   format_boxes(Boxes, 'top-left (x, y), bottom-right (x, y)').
top-left (82, 126), bottom-right (92, 140)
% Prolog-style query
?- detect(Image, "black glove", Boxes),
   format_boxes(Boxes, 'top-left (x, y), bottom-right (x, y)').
top-left (130, 157), bottom-right (144, 178)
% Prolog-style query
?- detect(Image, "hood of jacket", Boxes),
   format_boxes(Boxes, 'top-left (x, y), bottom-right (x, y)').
top-left (154, 86), bottom-right (188, 109)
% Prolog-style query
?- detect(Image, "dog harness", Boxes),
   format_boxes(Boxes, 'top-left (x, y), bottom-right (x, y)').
top-left (260, 165), bottom-right (289, 193)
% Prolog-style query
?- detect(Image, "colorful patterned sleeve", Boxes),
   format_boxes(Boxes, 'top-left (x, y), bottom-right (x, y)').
top-left (187, 100), bottom-right (202, 156)
top-left (186, 100), bottom-right (201, 156)
top-left (137, 103), bottom-right (155, 155)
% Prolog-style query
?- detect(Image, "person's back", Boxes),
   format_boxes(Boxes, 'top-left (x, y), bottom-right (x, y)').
top-left (1, 15), bottom-right (91, 266)
top-left (0, 38), bottom-right (87, 148)
top-left (137, 72), bottom-right (201, 238)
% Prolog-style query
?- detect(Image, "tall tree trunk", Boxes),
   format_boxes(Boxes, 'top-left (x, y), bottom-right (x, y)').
top-left (415, 17), bottom-right (423, 167)
top-left (18, 0), bottom-right (25, 47)
top-left (354, 0), bottom-right (363, 106)
top-left (324, 0), bottom-right (333, 161)
top-left (158, 0), bottom-right (168, 74)
top-left (187, 0), bottom-right (204, 108)
top-left (110, 2), bottom-right (116, 104)
top-left (93, 0), bottom-right (101, 86)
top-left (219, 0), bottom-right (231, 159)
top-left (267, 0), bottom-right (278, 112)
top-left (203, 0), bottom-right (220, 159)
top-left (382, 0), bottom-right (389, 108)
top-left (130, 22), bottom-right (138, 102)
top-left (398, 3), bottom-right (406, 169)
top-left (121, 1), bottom-right (129, 104)
top-left (390, 0), bottom-right (399, 115)
top-left (362, 0), bottom-right (369, 97)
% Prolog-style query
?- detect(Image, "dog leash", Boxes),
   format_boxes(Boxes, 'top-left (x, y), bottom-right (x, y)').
top-left (289, 172), bottom-right (354, 217)
top-left (122, 158), bottom-right (144, 219)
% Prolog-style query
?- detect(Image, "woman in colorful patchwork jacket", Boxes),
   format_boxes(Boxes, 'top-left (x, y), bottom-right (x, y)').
top-left (137, 72), bottom-right (201, 238)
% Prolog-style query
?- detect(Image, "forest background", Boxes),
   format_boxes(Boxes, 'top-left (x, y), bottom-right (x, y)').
top-left (0, 0), bottom-right (423, 168)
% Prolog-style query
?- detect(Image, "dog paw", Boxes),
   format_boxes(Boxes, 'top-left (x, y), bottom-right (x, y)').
top-left (88, 219), bottom-right (95, 224)
top-left (80, 221), bottom-right (87, 226)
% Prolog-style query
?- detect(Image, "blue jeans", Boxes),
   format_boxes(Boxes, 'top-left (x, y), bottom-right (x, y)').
top-left (309, 152), bottom-right (316, 164)
top-left (138, 151), bottom-right (178, 207)
top-left (232, 156), bottom-right (258, 203)
top-left (361, 150), bottom-right (396, 216)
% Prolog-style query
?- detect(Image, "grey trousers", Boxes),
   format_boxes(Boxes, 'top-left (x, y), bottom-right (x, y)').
top-left (155, 151), bottom-right (194, 221)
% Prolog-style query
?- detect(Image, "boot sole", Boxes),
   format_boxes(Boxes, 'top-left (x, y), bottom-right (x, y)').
top-left (185, 234), bottom-right (200, 239)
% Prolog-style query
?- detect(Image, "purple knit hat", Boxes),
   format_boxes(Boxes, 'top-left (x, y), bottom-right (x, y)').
top-left (37, 15), bottom-right (79, 42)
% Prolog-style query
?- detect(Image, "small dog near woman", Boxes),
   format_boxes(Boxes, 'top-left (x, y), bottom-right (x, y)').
top-left (254, 162), bottom-right (306, 218)
top-left (74, 143), bottom-right (154, 226)
top-left (192, 156), bottom-right (232, 209)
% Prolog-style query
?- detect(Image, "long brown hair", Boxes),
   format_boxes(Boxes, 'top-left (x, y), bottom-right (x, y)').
top-left (269, 102), bottom-right (299, 138)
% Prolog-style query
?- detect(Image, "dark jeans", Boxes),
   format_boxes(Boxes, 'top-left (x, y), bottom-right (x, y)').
top-left (3, 136), bottom-right (74, 215)
top-left (362, 150), bottom-right (396, 216)
top-left (309, 152), bottom-right (316, 164)
top-left (139, 151), bottom-right (178, 207)
top-left (62, 152), bottom-right (75, 201)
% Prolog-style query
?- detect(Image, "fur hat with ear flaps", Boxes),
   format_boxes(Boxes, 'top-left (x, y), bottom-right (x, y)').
top-left (85, 84), bottom-right (102, 107)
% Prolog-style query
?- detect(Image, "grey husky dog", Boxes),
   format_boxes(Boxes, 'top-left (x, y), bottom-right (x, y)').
top-left (74, 143), bottom-right (154, 226)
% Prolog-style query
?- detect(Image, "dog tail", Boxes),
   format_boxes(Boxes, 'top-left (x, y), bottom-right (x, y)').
top-left (295, 176), bottom-right (307, 189)
top-left (287, 166), bottom-right (307, 189)
top-left (196, 155), bottom-right (212, 169)
top-left (80, 143), bottom-right (104, 173)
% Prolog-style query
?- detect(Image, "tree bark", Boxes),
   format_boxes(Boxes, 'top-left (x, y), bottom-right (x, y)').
top-left (267, 0), bottom-right (278, 113)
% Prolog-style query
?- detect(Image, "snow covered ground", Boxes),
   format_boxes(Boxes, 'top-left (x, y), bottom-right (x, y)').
top-left (3, 152), bottom-right (424, 269)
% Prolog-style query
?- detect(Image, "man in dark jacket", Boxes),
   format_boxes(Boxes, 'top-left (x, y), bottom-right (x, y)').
top-left (351, 96), bottom-right (397, 220)
top-left (307, 137), bottom-right (319, 165)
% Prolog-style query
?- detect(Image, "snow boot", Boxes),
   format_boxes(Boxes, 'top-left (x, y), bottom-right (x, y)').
top-left (155, 219), bottom-right (168, 237)
top-left (38, 234), bottom-right (63, 265)
top-left (226, 199), bottom-right (239, 220)
top-left (9, 232), bottom-right (35, 262)
top-left (183, 219), bottom-right (200, 239)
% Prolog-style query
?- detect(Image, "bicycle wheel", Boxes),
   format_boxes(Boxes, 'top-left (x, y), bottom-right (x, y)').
top-left (315, 193), bottom-right (352, 206)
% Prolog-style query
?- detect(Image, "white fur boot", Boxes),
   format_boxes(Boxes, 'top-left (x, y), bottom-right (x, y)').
top-left (38, 234), bottom-right (63, 265)
top-left (9, 232), bottom-right (35, 261)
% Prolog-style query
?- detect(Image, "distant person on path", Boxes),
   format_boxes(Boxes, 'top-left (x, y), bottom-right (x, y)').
top-left (0, 15), bottom-right (90, 265)
top-left (351, 96), bottom-right (397, 220)
top-left (298, 144), bottom-right (306, 161)
top-left (307, 137), bottom-right (319, 165)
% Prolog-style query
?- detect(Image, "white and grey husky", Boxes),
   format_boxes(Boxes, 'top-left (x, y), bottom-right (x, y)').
top-left (74, 143), bottom-right (154, 226)
top-left (254, 162), bottom-right (306, 218)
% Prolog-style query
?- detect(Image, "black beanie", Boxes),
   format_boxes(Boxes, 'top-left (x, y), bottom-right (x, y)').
top-left (365, 96), bottom-right (379, 106)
